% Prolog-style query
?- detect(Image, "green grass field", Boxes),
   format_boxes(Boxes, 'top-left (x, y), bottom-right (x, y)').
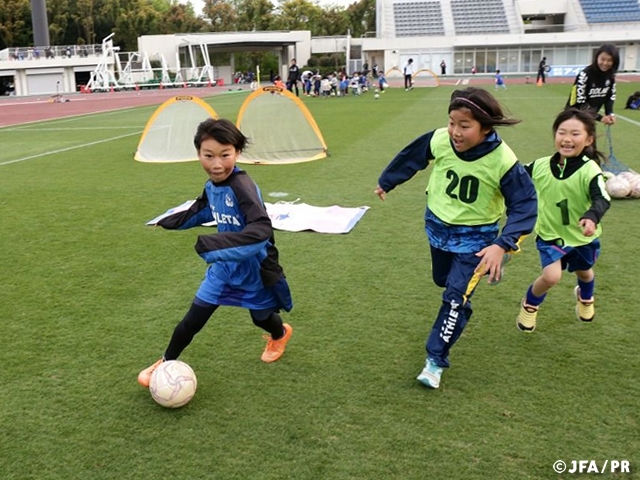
top-left (1, 83), bottom-right (639, 480)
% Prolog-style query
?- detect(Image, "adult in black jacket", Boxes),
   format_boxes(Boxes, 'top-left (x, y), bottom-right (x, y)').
top-left (567, 44), bottom-right (619, 125)
top-left (287, 58), bottom-right (300, 97)
top-left (536, 57), bottom-right (547, 84)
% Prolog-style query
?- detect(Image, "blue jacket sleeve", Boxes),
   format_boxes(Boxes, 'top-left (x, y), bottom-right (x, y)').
top-left (494, 163), bottom-right (538, 252)
top-left (378, 131), bottom-right (435, 192)
top-left (156, 189), bottom-right (213, 230)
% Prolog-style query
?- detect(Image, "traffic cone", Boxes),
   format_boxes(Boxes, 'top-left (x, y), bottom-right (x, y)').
top-left (536, 78), bottom-right (543, 87)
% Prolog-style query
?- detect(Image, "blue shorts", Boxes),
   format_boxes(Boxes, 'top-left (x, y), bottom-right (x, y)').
top-left (536, 237), bottom-right (600, 272)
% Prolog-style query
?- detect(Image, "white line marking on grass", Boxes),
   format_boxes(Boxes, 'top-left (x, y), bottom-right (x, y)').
top-left (0, 131), bottom-right (142, 166)
top-left (3, 126), bottom-right (144, 132)
top-left (617, 114), bottom-right (640, 128)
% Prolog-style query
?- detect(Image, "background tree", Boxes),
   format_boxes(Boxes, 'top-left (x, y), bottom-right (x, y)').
top-left (203, 0), bottom-right (238, 31)
top-left (114, 2), bottom-right (163, 51)
top-left (73, 0), bottom-right (97, 45)
top-left (274, 0), bottom-right (324, 32)
top-left (234, 0), bottom-right (275, 31)
top-left (158, 3), bottom-right (208, 34)
top-left (346, 0), bottom-right (374, 38)
top-left (47, 0), bottom-right (71, 45)
top-left (0, 0), bottom-right (31, 49)
top-left (315, 6), bottom-right (350, 36)
top-left (0, 0), bottom-right (375, 51)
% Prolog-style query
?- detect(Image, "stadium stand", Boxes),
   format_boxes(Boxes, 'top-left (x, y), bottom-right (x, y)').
top-left (579, 0), bottom-right (640, 23)
top-left (451, 0), bottom-right (510, 35)
top-left (393, 1), bottom-right (445, 36)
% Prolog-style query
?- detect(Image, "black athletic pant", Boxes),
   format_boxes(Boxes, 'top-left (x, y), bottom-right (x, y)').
top-left (288, 81), bottom-right (299, 97)
top-left (404, 74), bottom-right (412, 89)
top-left (163, 299), bottom-right (285, 360)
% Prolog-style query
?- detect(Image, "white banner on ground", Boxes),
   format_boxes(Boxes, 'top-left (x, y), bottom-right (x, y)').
top-left (147, 199), bottom-right (369, 234)
top-left (265, 201), bottom-right (369, 234)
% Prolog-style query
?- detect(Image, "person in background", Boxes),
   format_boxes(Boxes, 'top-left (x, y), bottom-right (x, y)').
top-left (440, 60), bottom-right (447, 76)
top-left (625, 91), bottom-right (640, 109)
top-left (537, 57), bottom-right (547, 84)
top-left (374, 87), bottom-right (537, 389)
top-left (495, 70), bottom-right (506, 90)
top-left (287, 58), bottom-right (300, 97)
top-left (378, 71), bottom-right (387, 93)
top-left (273, 75), bottom-right (286, 90)
top-left (403, 58), bottom-right (415, 91)
top-left (516, 108), bottom-right (610, 332)
top-left (566, 44), bottom-right (619, 125)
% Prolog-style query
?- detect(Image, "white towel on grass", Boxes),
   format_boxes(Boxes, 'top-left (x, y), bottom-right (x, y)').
top-left (147, 199), bottom-right (369, 234)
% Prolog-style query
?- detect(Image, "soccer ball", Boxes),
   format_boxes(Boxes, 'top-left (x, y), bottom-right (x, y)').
top-left (374, 93), bottom-right (380, 99)
top-left (605, 175), bottom-right (631, 199)
top-left (149, 360), bottom-right (197, 408)
top-left (627, 174), bottom-right (640, 198)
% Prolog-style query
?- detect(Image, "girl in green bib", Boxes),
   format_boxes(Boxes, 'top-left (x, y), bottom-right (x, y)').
top-left (375, 88), bottom-right (537, 388)
top-left (517, 108), bottom-right (611, 332)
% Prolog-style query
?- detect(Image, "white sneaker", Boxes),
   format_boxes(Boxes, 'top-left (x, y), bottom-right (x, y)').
top-left (416, 358), bottom-right (443, 389)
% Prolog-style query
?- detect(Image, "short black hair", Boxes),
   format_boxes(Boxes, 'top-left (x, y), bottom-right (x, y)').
top-left (194, 118), bottom-right (248, 152)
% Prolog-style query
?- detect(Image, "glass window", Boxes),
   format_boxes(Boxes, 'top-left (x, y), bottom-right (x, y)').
top-left (521, 50), bottom-right (532, 72)
top-left (496, 49), bottom-right (508, 72)
top-left (554, 46), bottom-right (567, 65)
top-left (486, 50), bottom-right (497, 73)
top-left (507, 49), bottom-right (519, 73)
top-left (476, 50), bottom-right (486, 74)
top-left (463, 51), bottom-right (475, 74)
top-left (454, 51), bottom-right (464, 74)
top-left (577, 47), bottom-right (590, 66)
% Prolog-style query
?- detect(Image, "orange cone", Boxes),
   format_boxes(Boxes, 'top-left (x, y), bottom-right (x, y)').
top-left (536, 78), bottom-right (543, 87)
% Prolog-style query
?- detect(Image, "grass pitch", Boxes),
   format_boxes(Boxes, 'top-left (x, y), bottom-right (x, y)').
top-left (1, 82), bottom-right (639, 479)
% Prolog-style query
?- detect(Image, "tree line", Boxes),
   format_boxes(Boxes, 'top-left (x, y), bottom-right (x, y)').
top-left (0, 0), bottom-right (375, 52)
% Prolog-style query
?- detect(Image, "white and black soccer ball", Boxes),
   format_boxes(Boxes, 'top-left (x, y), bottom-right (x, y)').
top-left (374, 93), bottom-right (380, 99)
top-left (605, 175), bottom-right (631, 199)
top-left (149, 360), bottom-right (198, 408)
top-left (626, 174), bottom-right (640, 199)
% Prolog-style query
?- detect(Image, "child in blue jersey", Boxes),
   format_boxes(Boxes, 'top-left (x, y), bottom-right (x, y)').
top-left (516, 108), bottom-right (610, 332)
top-left (375, 87), bottom-right (537, 389)
top-left (378, 72), bottom-right (387, 93)
top-left (138, 118), bottom-right (293, 388)
top-left (495, 70), bottom-right (506, 90)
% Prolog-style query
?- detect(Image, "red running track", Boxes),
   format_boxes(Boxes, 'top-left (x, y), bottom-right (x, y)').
top-left (0, 86), bottom-right (246, 128)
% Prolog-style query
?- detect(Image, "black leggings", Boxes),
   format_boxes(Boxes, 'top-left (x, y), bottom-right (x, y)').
top-left (163, 300), bottom-right (284, 360)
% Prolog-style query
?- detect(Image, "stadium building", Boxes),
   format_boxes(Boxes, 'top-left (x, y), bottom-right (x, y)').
top-left (1, 0), bottom-right (639, 96)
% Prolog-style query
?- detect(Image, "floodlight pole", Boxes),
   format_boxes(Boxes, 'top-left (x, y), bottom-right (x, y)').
top-left (346, 29), bottom-right (351, 75)
top-left (31, 0), bottom-right (50, 47)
